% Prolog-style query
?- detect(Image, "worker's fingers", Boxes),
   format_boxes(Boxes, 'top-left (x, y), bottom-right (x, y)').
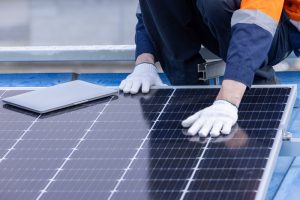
top-left (142, 80), bottom-right (151, 93)
top-left (119, 80), bottom-right (127, 90)
top-left (130, 80), bottom-right (142, 94)
top-left (181, 111), bottom-right (202, 127)
top-left (210, 121), bottom-right (223, 137)
top-left (186, 118), bottom-right (205, 136)
top-left (123, 80), bottom-right (133, 93)
top-left (221, 122), bottom-right (232, 135)
top-left (198, 121), bottom-right (213, 137)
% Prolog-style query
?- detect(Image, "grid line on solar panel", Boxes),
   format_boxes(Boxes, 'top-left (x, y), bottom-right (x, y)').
top-left (179, 137), bottom-right (212, 200)
top-left (35, 96), bottom-right (114, 200)
top-left (0, 90), bottom-right (7, 99)
top-left (0, 114), bottom-right (41, 165)
top-left (107, 89), bottom-right (176, 200)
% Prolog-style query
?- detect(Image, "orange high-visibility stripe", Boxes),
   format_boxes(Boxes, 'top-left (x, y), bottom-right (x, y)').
top-left (284, 0), bottom-right (300, 20)
top-left (240, 0), bottom-right (284, 23)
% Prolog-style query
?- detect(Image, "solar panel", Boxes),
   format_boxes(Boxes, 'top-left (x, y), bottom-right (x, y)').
top-left (0, 85), bottom-right (296, 200)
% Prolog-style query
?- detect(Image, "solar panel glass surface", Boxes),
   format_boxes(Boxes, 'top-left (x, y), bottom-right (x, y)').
top-left (0, 87), bottom-right (294, 200)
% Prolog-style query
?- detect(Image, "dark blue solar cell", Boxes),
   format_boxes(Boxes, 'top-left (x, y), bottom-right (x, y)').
top-left (126, 168), bottom-right (193, 180)
top-left (194, 168), bottom-right (264, 180)
top-left (204, 148), bottom-right (271, 158)
top-left (238, 111), bottom-right (282, 120)
top-left (140, 148), bottom-right (203, 159)
top-left (153, 120), bottom-right (184, 130)
top-left (132, 158), bottom-right (199, 169)
top-left (233, 129), bottom-right (277, 139)
top-left (198, 158), bottom-right (267, 169)
top-left (238, 120), bottom-right (280, 130)
top-left (184, 191), bottom-right (256, 200)
top-left (208, 138), bottom-right (275, 148)
top-left (189, 179), bottom-right (260, 191)
top-left (149, 129), bottom-right (189, 139)
top-left (112, 191), bottom-right (182, 200)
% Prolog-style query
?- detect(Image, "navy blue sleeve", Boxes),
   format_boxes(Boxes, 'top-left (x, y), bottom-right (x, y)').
top-left (135, 13), bottom-right (156, 60)
top-left (289, 24), bottom-right (300, 57)
top-left (224, 23), bottom-right (273, 88)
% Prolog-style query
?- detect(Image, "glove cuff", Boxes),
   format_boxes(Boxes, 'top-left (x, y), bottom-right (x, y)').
top-left (213, 99), bottom-right (238, 110)
top-left (134, 63), bottom-right (158, 74)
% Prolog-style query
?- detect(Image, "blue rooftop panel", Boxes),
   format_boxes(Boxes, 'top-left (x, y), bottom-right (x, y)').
top-left (0, 73), bottom-right (71, 87)
top-left (266, 157), bottom-right (295, 200)
top-left (273, 158), bottom-right (300, 200)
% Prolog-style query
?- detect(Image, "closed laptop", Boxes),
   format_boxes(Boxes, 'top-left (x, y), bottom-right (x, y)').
top-left (2, 80), bottom-right (118, 114)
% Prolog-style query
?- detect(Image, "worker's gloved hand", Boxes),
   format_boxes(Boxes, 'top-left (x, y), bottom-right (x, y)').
top-left (181, 100), bottom-right (238, 137)
top-left (119, 63), bottom-right (165, 94)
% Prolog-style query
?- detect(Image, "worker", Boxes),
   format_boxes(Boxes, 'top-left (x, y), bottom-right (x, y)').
top-left (119, 0), bottom-right (300, 137)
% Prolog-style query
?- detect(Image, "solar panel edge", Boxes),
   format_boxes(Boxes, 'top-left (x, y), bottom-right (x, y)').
top-left (255, 85), bottom-right (297, 200)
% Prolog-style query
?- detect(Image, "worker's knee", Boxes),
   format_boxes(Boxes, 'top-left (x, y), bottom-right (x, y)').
top-left (196, 0), bottom-right (240, 22)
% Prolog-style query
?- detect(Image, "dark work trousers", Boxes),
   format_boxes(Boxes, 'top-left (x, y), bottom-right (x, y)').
top-left (139, 0), bottom-right (293, 85)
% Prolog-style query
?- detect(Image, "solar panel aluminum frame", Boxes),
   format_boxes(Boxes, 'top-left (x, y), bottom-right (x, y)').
top-left (0, 84), bottom-right (296, 200)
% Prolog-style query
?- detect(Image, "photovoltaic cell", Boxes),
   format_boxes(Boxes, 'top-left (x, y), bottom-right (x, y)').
top-left (0, 86), bottom-right (294, 200)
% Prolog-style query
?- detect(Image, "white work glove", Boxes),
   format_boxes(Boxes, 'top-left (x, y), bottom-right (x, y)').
top-left (182, 100), bottom-right (238, 137)
top-left (119, 63), bottom-right (165, 94)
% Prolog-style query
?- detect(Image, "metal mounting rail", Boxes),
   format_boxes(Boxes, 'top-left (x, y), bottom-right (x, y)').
top-left (0, 45), bottom-right (221, 62)
top-left (198, 60), bottom-right (225, 84)
top-left (0, 45), bottom-right (136, 62)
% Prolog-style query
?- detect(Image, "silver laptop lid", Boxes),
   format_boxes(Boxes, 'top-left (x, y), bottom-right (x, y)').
top-left (2, 80), bottom-right (118, 113)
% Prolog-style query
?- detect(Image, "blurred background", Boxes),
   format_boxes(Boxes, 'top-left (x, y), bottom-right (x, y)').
top-left (0, 0), bottom-right (298, 73)
top-left (0, 0), bottom-right (138, 73)
top-left (0, 0), bottom-right (136, 46)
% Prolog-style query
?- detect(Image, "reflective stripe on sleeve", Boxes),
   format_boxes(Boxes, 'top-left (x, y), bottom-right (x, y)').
top-left (137, 3), bottom-right (141, 14)
top-left (231, 9), bottom-right (278, 36)
top-left (290, 19), bottom-right (300, 32)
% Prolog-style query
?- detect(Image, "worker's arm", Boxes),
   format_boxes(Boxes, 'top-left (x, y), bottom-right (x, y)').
top-left (216, 80), bottom-right (246, 107)
top-left (182, 0), bottom-right (284, 137)
top-left (134, 4), bottom-right (156, 61)
top-left (119, 4), bottom-right (164, 94)
top-left (136, 53), bottom-right (155, 65)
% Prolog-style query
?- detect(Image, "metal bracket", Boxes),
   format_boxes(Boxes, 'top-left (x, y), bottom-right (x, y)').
top-left (198, 60), bottom-right (225, 85)
top-left (282, 132), bottom-right (293, 141)
top-left (280, 132), bottom-right (300, 156)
